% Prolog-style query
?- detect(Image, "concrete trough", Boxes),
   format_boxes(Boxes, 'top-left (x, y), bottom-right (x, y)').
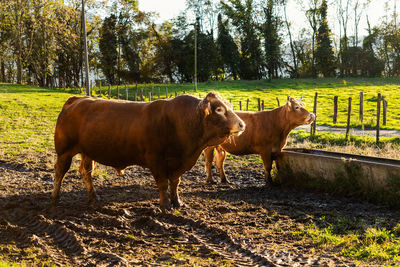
top-left (276, 148), bottom-right (400, 192)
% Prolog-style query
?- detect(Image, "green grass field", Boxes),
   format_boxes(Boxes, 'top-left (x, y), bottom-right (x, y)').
top-left (101, 78), bottom-right (400, 130)
top-left (1, 79), bottom-right (400, 265)
top-left (1, 78), bottom-right (400, 161)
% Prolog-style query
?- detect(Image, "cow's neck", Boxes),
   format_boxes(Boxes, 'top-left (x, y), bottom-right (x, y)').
top-left (274, 106), bottom-right (297, 143)
top-left (184, 108), bottom-right (206, 155)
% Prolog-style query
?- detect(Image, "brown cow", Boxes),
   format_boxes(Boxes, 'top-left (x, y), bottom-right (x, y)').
top-left (51, 92), bottom-right (245, 211)
top-left (204, 97), bottom-right (315, 184)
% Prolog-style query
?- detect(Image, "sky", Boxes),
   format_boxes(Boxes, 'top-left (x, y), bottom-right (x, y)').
top-left (138, 0), bottom-right (392, 43)
top-left (138, 0), bottom-right (187, 23)
top-left (90, 0), bottom-right (392, 81)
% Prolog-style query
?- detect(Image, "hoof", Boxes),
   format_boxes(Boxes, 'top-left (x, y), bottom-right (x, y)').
top-left (88, 193), bottom-right (101, 206)
top-left (171, 199), bottom-right (184, 209)
top-left (160, 201), bottom-right (172, 213)
top-left (221, 178), bottom-right (231, 184)
top-left (50, 197), bottom-right (59, 207)
top-left (264, 180), bottom-right (277, 187)
top-left (207, 179), bottom-right (217, 184)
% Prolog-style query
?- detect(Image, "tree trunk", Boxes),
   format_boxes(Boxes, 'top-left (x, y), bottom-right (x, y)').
top-left (284, 4), bottom-right (298, 78)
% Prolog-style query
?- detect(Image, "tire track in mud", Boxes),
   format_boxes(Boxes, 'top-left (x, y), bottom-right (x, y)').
top-left (2, 209), bottom-right (84, 265)
top-left (125, 206), bottom-right (325, 266)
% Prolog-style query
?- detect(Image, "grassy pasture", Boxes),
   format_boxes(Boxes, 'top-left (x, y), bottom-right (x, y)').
top-left (0, 84), bottom-right (74, 161)
top-left (1, 78), bottom-right (400, 162)
top-left (102, 77), bottom-right (400, 130)
top-left (1, 80), bottom-right (400, 265)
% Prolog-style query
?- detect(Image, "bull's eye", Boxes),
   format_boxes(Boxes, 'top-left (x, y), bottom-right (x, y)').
top-left (215, 107), bottom-right (225, 115)
top-left (295, 106), bottom-right (300, 110)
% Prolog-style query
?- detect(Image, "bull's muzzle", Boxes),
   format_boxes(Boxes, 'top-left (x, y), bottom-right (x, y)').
top-left (307, 113), bottom-right (316, 124)
top-left (230, 119), bottom-right (246, 136)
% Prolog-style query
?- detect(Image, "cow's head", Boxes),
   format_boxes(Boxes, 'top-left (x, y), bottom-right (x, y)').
top-left (199, 92), bottom-right (245, 145)
top-left (286, 97), bottom-right (315, 127)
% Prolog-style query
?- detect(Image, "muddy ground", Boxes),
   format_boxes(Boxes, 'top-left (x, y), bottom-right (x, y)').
top-left (1, 155), bottom-right (400, 266)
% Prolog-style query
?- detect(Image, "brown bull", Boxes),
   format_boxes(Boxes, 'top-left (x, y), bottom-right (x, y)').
top-left (204, 97), bottom-right (315, 184)
top-left (51, 92), bottom-right (245, 211)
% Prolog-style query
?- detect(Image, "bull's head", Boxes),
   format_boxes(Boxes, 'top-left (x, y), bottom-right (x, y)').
top-left (199, 92), bottom-right (245, 145)
top-left (286, 97), bottom-right (315, 127)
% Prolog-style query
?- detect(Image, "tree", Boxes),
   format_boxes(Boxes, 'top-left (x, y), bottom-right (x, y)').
top-left (221, 0), bottom-right (264, 80)
top-left (216, 13), bottom-right (240, 80)
top-left (283, 0), bottom-right (299, 78)
top-left (152, 22), bottom-right (176, 82)
top-left (305, 0), bottom-right (322, 78)
top-left (361, 21), bottom-right (384, 77)
top-left (263, 0), bottom-right (282, 79)
top-left (99, 14), bottom-right (118, 84)
top-left (315, 0), bottom-right (335, 77)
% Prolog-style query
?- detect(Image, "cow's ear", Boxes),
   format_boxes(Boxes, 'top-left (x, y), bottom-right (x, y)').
top-left (286, 97), bottom-right (295, 109)
top-left (199, 99), bottom-right (212, 116)
top-left (286, 98), bottom-right (292, 108)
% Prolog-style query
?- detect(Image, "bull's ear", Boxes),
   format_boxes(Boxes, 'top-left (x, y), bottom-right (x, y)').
top-left (199, 99), bottom-right (212, 116)
top-left (286, 97), bottom-right (291, 107)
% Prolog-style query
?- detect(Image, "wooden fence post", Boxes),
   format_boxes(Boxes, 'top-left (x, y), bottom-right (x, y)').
top-left (135, 83), bottom-right (138, 100)
top-left (99, 81), bottom-right (102, 95)
top-left (333, 96), bottom-right (338, 124)
top-left (140, 88), bottom-right (143, 101)
top-left (359, 92), bottom-right (364, 124)
top-left (144, 83), bottom-right (147, 99)
top-left (149, 92), bottom-right (152, 102)
top-left (117, 85), bottom-right (119, 99)
top-left (151, 86), bottom-right (154, 99)
top-left (311, 92), bottom-right (318, 135)
top-left (239, 100), bottom-right (242, 110)
top-left (376, 93), bottom-right (381, 144)
top-left (165, 87), bottom-right (168, 98)
top-left (174, 90), bottom-right (177, 97)
top-left (125, 84), bottom-right (128, 100)
top-left (257, 98), bottom-right (261, 111)
top-left (108, 85), bottom-right (111, 99)
top-left (158, 87), bottom-right (160, 99)
top-left (276, 97), bottom-right (280, 107)
top-left (261, 100), bottom-right (264, 111)
top-left (346, 97), bottom-right (352, 140)
top-left (383, 99), bottom-right (387, 126)
top-left (246, 99), bottom-right (249, 111)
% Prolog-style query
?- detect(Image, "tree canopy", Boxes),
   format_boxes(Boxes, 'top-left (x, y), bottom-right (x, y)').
top-left (0, 0), bottom-right (397, 87)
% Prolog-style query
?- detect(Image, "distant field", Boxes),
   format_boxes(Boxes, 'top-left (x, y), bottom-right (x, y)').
top-left (102, 78), bottom-right (400, 130)
top-left (0, 84), bottom-right (73, 160)
top-left (1, 78), bottom-right (399, 162)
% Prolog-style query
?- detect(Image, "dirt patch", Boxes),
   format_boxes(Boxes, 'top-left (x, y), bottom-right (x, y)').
top-left (1, 155), bottom-right (400, 266)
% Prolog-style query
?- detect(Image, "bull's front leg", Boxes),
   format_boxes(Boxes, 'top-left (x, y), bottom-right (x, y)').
top-left (260, 152), bottom-right (273, 185)
top-left (155, 177), bottom-right (170, 211)
top-left (169, 177), bottom-right (183, 209)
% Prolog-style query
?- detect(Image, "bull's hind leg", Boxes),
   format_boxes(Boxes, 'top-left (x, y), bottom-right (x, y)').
top-left (51, 153), bottom-right (73, 205)
top-left (204, 147), bottom-right (215, 183)
top-left (169, 177), bottom-right (182, 209)
top-left (215, 147), bottom-right (229, 183)
top-left (79, 154), bottom-right (99, 203)
top-left (261, 152), bottom-right (274, 185)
